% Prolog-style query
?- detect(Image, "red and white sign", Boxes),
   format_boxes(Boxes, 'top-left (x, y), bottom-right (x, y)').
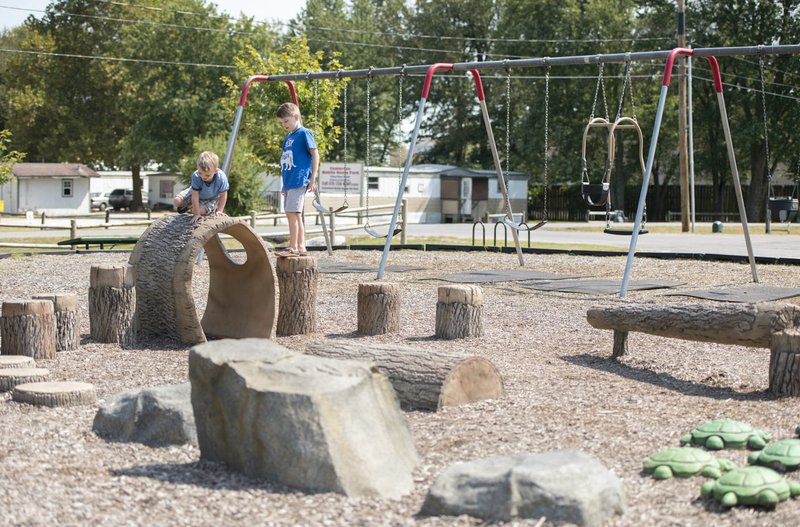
top-left (318, 162), bottom-right (362, 194)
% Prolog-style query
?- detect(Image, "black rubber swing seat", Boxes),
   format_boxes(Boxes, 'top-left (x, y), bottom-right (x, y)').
top-left (501, 218), bottom-right (547, 232)
top-left (603, 228), bottom-right (649, 236)
top-left (365, 226), bottom-right (403, 238)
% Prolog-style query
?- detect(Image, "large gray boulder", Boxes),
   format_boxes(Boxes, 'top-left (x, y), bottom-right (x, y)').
top-left (92, 383), bottom-right (197, 447)
top-left (189, 338), bottom-right (419, 498)
top-left (421, 449), bottom-right (625, 526)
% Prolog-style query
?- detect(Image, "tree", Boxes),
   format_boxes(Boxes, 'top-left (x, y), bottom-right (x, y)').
top-left (113, 0), bottom-right (279, 209)
top-left (0, 130), bottom-right (25, 185)
top-left (297, 0), bottom-right (411, 166)
top-left (2, 0), bottom-right (125, 164)
top-left (220, 36), bottom-right (343, 176)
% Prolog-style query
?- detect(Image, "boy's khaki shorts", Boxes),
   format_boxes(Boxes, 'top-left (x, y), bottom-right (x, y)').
top-left (283, 186), bottom-right (307, 213)
top-left (175, 187), bottom-right (219, 216)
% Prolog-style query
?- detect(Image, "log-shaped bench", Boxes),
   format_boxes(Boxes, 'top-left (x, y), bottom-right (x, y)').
top-left (586, 302), bottom-right (800, 396)
top-left (305, 340), bottom-right (504, 411)
top-left (129, 215), bottom-right (275, 344)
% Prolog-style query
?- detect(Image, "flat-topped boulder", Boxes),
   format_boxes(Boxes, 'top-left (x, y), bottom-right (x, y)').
top-left (189, 338), bottom-right (418, 498)
top-left (421, 449), bottom-right (625, 525)
top-left (93, 383), bottom-right (196, 447)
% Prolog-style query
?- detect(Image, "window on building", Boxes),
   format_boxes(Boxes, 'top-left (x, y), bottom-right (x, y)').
top-left (160, 180), bottom-right (175, 199)
top-left (368, 176), bottom-right (379, 190)
top-left (62, 179), bottom-right (73, 198)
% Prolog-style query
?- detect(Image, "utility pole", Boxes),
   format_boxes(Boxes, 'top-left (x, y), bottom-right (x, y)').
top-left (678, 0), bottom-right (690, 231)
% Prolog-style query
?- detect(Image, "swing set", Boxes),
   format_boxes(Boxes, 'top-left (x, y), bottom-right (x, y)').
top-left (219, 44), bottom-right (800, 290)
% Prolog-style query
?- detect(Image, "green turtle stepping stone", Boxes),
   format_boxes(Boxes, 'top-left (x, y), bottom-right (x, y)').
top-left (701, 466), bottom-right (800, 508)
top-left (643, 447), bottom-right (736, 479)
top-left (748, 439), bottom-right (800, 471)
top-left (680, 419), bottom-right (770, 450)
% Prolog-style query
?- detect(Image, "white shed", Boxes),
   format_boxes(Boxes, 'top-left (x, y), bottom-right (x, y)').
top-left (1, 163), bottom-right (98, 214)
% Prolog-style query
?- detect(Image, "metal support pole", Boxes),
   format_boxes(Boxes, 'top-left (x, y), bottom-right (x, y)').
top-left (377, 64), bottom-right (453, 279)
top-left (677, 0), bottom-right (690, 232)
top-left (688, 57), bottom-right (696, 232)
top-left (377, 97), bottom-right (427, 279)
top-left (716, 89), bottom-right (759, 282)
top-left (401, 198), bottom-right (408, 245)
top-left (620, 85), bottom-right (669, 298)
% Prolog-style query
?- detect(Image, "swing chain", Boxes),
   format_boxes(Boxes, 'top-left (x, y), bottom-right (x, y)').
top-left (505, 68), bottom-right (511, 180)
top-left (616, 60), bottom-right (631, 121)
top-left (590, 61), bottom-right (609, 121)
top-left (313, 78), bottom-right (319, 136)
top-left (759, 53), bottom-right (774, 194)
top-left (543, 64), bottom-right (550, 221)
top-left (365, 68), bottom-right (373, 226)
top-left (342, 75), bottom-right (349, 205)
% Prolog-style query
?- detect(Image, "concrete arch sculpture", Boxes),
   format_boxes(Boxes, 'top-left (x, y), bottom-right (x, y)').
top-left (129, 215), bottom-right (275, 344)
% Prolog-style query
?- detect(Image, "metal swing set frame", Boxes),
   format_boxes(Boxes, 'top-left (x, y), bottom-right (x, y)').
top-left (220, 44), bottom-right (800, 293)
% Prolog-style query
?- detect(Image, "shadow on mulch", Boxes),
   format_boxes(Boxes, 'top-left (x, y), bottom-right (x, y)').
top-left (561, 353), bottom-right (773, 401)
top-left (111, 460), bottom-right (303, 494)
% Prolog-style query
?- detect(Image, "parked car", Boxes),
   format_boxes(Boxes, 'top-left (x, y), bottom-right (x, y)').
top-left (90, 191), bottom-right (111, 211)
top-left (108, 188), bottom-right (148, 211)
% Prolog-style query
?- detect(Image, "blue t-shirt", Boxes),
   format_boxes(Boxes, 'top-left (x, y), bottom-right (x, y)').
top-left (191, 169), bottom-right (229, 201)
top-left (280, 126), bottom-right (317, 190)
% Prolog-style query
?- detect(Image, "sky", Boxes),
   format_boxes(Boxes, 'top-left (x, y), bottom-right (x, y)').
top-left (1, 1), bottom-right (304, 31)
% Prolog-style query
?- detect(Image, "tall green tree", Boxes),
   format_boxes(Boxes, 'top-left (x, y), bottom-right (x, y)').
top-left (2, 0), bottom-right (126, 164)
top-left (113, 0), bottom-right (277, 209)
top-left (220, 36), bottom-right (342, 181)
top-left (296, 0), bottom-right (411, 166)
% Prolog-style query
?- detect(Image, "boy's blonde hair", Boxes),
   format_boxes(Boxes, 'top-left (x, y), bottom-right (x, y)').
top-left (197, 151), bottom-right (219, 172)
top-left (275, 102), bottom-right (299, 118)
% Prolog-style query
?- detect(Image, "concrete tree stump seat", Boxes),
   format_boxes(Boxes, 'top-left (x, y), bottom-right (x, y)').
top-left (0, 368), bottom-right (50, 391)
top-left (129, 215), bottom-right (276, 344)
top-left (276, 256), bottom-right (318, 336)
top-left (0, 299), bottom-right (56, 360)
top-left (435, 284), bottom-right (484, 340)
top-left (89, 265), bottom-right (136, 346)
top-left (32, 293), bottom-right (80, 351)
top-left (12, 381), bottom-right (96, 407)
top-left (0, 356), bottom-right (36, 369)
top-left (357, 282), bottom-right (400, 335)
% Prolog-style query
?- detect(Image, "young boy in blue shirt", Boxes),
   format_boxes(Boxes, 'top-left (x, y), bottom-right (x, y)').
top-left (275, 102), bottom-right (319, 256)
top-left (174, 151), bottom-right (229, 224)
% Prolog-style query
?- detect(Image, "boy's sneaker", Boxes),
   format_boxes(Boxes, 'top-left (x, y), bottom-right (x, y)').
top-left (176, 206), bottom-right (188, 214)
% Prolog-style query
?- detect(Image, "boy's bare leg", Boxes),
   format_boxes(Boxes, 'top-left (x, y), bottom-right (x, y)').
top-left (289, 212), bottom-right (301, 251)
top-left (297, 212), bottom-right (306, 252)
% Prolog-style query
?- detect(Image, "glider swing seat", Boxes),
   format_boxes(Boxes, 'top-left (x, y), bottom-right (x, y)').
top-left (757, 56), bottom-right (800, 228)
top-left (580, 61), bottom-right (648, 236)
